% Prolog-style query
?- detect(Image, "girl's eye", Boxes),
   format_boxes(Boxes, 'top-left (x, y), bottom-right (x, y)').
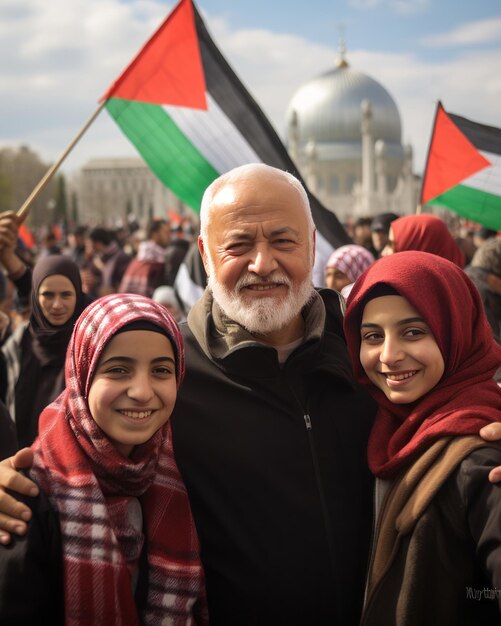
top-left (153, 366), bottom-right (174, 376)
top-left (106, 366), bottom-right (128, 375)
top-left (404, 327), bottom-right (426, 338)
top-left (361, 332), bottom-right (383, 342)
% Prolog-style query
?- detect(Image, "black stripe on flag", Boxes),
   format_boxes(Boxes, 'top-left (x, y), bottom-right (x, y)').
top-left (449, 112), bottom-right (501, 156)
top-left (193, 3), bottom-right (350, 248)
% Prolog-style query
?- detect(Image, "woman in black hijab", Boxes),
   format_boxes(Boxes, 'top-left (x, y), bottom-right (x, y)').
top-left (1, 255), bottom-right (91, 448)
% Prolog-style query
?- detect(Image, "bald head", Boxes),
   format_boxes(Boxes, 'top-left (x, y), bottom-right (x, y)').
top-left (200, 163), bottom-right (315, 245)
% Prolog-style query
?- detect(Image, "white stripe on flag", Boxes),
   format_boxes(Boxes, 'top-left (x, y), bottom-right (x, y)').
top-left (463, 151), bottom-right (501, 196)
top-left (165, 93), bottom-right (261, 174)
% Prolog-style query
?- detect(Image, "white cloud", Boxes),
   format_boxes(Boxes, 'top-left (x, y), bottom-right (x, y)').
top-left (421, 17), bottom-right (501, 46)
top-left (348, 0), bottom-right (382, 8)
top-left (390, 0), bottom-right (430, 15)
top-left (1, 0), bottom-right (500, 183)
top-left (348, 0), bottom-right (430, 13)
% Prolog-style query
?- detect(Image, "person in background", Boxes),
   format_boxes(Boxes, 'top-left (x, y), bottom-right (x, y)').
top-left (0, 293), bottom-right (208, 624)
top-left (382, 213), bottom-right (465, 267)
top-left (164, 223), bottom-right (191, 286)
top-left (465, 237), bottom-right (501, 343)
top-left (474, 226), bottom-right (498, 250)
top-left (370, 212), bottom-right (399, 258)
top-left (0, 252), bottom-right (91, 449)
top-left (344, 251), bottom-right (501, 625)
top-left (353, 216), bottom-right (378, 257)
top-left (88, 227), bottom-right (131, 295)
top-left (64, 225), bottom-right (88, 269)
top-left (38, 232), bottom-right (62, 258)
top-left (324, 244), bottom-right (375, 298)
top-left (152, 285), bottom-right (186, 323)
top-left (118, 219), bottom-right (171, 298)
top-left (0, 272), bottom-right (14, 346)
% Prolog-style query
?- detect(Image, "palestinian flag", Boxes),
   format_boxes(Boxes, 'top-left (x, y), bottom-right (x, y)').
top-left (421, 101), bottom-right (501, 229)
top-left (101, 0), bottom-right (349, 256)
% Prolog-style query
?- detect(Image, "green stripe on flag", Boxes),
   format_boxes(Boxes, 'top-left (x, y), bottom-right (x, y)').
top-left (428, 183), bottom-right (501, 230)
top-left (105, 98), bottom-right (219, 211)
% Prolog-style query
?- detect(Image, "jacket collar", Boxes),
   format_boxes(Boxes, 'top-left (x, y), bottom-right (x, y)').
top-left (187, 287), bottom-right (325, 362)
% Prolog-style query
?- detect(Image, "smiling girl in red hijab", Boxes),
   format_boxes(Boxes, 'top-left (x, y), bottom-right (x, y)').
top-left (344, 251), bottom-right (501, 625)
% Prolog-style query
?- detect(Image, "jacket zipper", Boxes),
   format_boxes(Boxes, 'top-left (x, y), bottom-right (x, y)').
top-left (302, 411), bottom-right (338, 576)
top-left (281, 355), bottom-right (338, 576)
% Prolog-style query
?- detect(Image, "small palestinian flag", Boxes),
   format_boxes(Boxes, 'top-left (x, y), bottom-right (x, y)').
top-left (101, 0), bottom-right (349, 253)
top-left (421, 101), bottom-right (501, 229)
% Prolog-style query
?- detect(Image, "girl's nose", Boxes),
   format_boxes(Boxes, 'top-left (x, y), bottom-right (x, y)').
top-left (127, 372), bottom-right (155, 402)
top-left (380, 337), bottom-right (404, 365)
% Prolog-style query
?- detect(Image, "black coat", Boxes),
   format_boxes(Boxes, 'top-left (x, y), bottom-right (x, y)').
top-left (0, 489), bottom-right (63, 625)
top-left (171, 288), bottom-right (376, 626)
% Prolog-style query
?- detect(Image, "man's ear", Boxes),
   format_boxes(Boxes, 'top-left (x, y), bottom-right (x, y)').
top-left (198, 235), bottom-right (211, 276)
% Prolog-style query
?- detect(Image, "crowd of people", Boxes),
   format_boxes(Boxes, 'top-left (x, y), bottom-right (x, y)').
top-left (0, 163), bottom-right (498, 624)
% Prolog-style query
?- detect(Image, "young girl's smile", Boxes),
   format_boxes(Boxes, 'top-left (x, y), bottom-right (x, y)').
top-left (360, 295), bottom-right (445, 404)
top-left (88, 330), bottom-right (177, 456)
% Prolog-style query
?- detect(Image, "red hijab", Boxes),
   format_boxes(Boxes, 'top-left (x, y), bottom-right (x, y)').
top-left (390, 214), bottom-right (465, 267)
top-left (343, 251), bottom-right (501, 478)
top-left (30, 293), bottom-right (207, 625)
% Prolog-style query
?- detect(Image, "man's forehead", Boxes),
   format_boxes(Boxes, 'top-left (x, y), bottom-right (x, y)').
top-left (212, 185), bottom-right (237, 206)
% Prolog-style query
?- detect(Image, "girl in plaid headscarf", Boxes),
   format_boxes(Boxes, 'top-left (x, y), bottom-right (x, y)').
top-left (0, 293), bottom-right (208, 625)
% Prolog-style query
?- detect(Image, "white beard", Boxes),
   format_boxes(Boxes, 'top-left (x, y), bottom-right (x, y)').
top-left (207, 262), bottom-right (315, 336)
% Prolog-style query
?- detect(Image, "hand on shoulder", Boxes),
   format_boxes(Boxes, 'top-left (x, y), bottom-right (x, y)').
top-left (0, 448), bottom-right (38, 544)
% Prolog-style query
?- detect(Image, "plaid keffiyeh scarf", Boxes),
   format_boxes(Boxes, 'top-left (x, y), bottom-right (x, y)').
top-left (30, 293), bottom-right (208, 625)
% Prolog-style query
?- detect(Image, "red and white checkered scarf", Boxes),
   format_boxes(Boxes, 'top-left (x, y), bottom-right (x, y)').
top-left (30, 293), bottom-right (208, 625)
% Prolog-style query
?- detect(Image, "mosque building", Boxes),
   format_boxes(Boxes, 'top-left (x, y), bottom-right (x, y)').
top-left (285, 43), bottom-right (420, 226)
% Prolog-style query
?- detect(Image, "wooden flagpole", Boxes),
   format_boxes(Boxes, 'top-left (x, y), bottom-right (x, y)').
top-left (16, 101), bottom-right (106, 222)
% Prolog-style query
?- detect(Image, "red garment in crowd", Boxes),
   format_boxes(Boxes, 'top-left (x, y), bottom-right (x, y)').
top-left (390, 214), bottom-right (465, 267)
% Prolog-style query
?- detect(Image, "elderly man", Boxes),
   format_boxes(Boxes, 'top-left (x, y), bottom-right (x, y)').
top-left (0, 166), bottom-right (500, 625)
top-left (167, 164), bottom-right (377, 625)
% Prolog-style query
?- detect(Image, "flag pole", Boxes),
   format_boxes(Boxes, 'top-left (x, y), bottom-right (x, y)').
top-left (16, 101), bottom-right (106, 222)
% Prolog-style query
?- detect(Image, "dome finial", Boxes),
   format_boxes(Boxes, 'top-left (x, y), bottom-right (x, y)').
top-left (336, 25), bottom-right (349, 69)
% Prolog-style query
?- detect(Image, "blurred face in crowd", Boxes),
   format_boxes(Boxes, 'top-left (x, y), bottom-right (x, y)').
top-left (381, 228), bottom-right (396, 256)
top-left (325, 267), bottom-right (351, 293)
top-left (38, 274), bottom-right (77, 326)
top-left (199, 166), bottom-right (316, 345)
top-left (371, 228), bottom-right (389, 254)
top-left (153, 222), bottom-right (172, 248)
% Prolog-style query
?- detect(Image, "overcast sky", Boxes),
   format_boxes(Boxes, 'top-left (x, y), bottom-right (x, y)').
top-left (1, 0), bottom-right (500, 179)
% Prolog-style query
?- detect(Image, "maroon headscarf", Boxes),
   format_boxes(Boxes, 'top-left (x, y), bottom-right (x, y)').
top-left (30, 293), bottom-right (207, 625)
top-left (390, 214), bottom-right (465, 267)
top-left (343, 251), bottom-right (501, 478)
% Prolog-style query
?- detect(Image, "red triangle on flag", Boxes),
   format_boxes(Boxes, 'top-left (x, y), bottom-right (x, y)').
top-left (100, 0), bottom-right (207, 110)
top-left (421, 103), bottom-right (491, 204)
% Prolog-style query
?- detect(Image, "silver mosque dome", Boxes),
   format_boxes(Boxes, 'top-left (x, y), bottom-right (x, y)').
top-left (286, 55), bottom-right (403, 162)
